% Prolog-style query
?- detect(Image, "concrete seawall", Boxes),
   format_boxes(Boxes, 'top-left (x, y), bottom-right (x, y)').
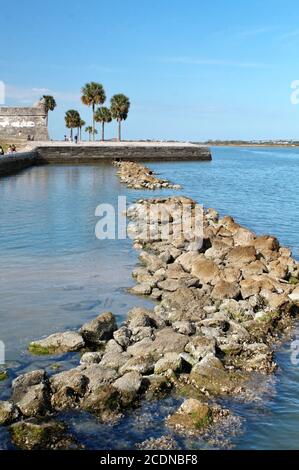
top-left (0, 142), bottom-right (211, 177)
top-left (0, 151), bottom-right (38, 177)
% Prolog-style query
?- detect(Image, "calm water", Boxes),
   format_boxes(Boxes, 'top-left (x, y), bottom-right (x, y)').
top-left (0, 147), bottom-right (298, 449)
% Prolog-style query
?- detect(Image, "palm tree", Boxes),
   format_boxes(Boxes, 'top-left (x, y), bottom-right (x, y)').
top-left (65, 109), bottom-right (80, 140)
top-left (94, 107), bottom-right (112, 141)
top-left (110, 94), bottom-right (130, 141)
top-left (42, 95), bottom-right (57, 125)
top-left (85, 126), bottom-right (97, 141)
top-left (81, 82), bottom-right (106, 141)
top-left (78, 119), bottom-right (85, 142)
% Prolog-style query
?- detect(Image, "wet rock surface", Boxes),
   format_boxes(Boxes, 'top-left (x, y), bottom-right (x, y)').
top-left (10, 418), bottom-right (80, 450)
top-left (113, 160), bottom-right (181, 190)
top-left (2, 195), bottom-right (299, 449)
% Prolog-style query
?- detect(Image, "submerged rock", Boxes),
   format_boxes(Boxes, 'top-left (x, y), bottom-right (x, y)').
top-left (166, 398), bottom-right (211, 434)
top-left (10, 419), bottom-right (79, 450)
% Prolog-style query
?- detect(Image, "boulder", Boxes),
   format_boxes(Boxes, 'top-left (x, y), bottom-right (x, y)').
top-left (166, 399), bottom-right (211, 434)
top-left (10, 419), bottom-right (78, 450)
top-left (154, 353), bottom-right (182, 374)
top-left (176, 252), bottom-right (203, 272)
top-left (119, 355), bottom-right (155, 375)
top-left (99, 351), bottom-right (131, 371)
top-left (79, 312), bottom-right (117, 346)
top-left (131, 326), bottom-right (154, 342)
top-left (158, 279), bottom-right (180, 292)
top-left (253, 236), bottom-right (279, 254)
top-left (172, 321), bottom-right (196, 336)
top-left (212, 280), bottom-right (240, 300)
top-left (12, 370), bottom-right (51, 417)
top-left (113, 326), bottom-right (132, 348)
top-left (240, 278), bottom-right (261, 299)
top-left (205, 239), bottom-right (232, 260)
top-left (190, 353), bottom-right (225, 381)
top-left (139, 251), bottom-right (165, 273)
top-left (113, 372), bottom-right (142, 405)
top-left (28, 331), bottom-right (85, 355)
top-left (126, 307), bottom-right (163, 329)
top-left (185, 336), bottom-right (216, 361)
top-left (289, 286), bottom-right (299, 304)
top-left (233, 227), bottom-right (255, 246)
top-left (80, 351), bottom-right (103, 365)
top-left (50, 367), bottom-right (88, 409)
top-left (226, 245), bottom-right (257, 265)
top-left (0, 401), bottom-right (19, 425)
top-left (241, 260), bottom-right (266, 278)
top-left (191, 258), bottom-right (220, 283)
top-left (127, 328), bottom-right (188, 360)
top-left (130, 283), bottom-right (153, 296)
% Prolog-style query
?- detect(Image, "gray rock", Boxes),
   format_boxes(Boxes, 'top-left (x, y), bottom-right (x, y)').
top-left (119, 355), bottom-right (155, 375)
top-left (113, 371), bottom-right (142, 402)
top-left (12, 370), bottom-right (51, 417)
top-left (79, 312), bottom-right (117, 346)
top-left (113, 327), bottom-right (131, 348)
top-left (158, 279), bottom-right (180, 292)
top-left (154, 353), bottom-right (182, 374)
top-left (130, 283), bottom-right (153, 295)
top-left (10, 419), bottom-right (78, 450)
top-left (131, 326), bottom-right (154, 342)
top-left (185, 336), bottom-right (216, 361)
top-left (191, 353), bottom-right (225, 379)
top-left (0, 401), bottom-right (19, 425)
top-left (50, 367), bottom-right (88, 409)
top-left (99, 351), bottom-right (131, 371)
top-left (80, 351), bottom-right (103, 365)
top-left (105, 339), bottom-right (123, 353)
top-left (127, 328), bottom-right (188, 360)
top-left (29, 331), bottom-right (85, 354)
top-left (173, 321), bottom-right (196, 336)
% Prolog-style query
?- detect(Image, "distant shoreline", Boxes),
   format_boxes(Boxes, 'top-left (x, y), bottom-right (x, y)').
top-left (199, 142), bottom-right (299, 148)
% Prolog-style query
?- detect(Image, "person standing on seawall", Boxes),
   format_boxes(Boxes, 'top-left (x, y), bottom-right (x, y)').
top-left (74, 135), bottom-right (78, 144)
top-left (0, 145), bottom-right (4, 155)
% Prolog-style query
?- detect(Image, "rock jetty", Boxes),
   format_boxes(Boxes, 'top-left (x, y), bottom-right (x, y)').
top-left (113, 160), bottom-right (181, 189)
top-left (1, 196), bottom-right (298, 449)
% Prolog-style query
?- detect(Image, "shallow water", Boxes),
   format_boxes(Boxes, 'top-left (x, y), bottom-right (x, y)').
top-left (0, 147), bottom-right (298, 449)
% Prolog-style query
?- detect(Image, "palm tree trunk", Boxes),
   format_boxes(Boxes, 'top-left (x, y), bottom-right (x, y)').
top-left (118, 119), bottom-right (121, 141)
top-left (92, 103), bottom-right (95, 141)
top-left (102, 122), bottom-right (104, 141)
top-left (70, 128), bottom-right (73, 140)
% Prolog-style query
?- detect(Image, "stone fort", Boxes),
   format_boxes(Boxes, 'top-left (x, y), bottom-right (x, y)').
top-left (0, 99), bottom-right (49, 142)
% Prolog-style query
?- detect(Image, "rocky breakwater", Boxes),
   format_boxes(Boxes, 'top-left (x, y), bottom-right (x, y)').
top-left (113, 160), bottom-right (181, 189)
top-left (1, 196), bottom-right (299, 449)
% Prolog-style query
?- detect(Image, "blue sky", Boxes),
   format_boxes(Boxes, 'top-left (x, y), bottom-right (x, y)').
top-left (2, 0), bottom-right (299, 141)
